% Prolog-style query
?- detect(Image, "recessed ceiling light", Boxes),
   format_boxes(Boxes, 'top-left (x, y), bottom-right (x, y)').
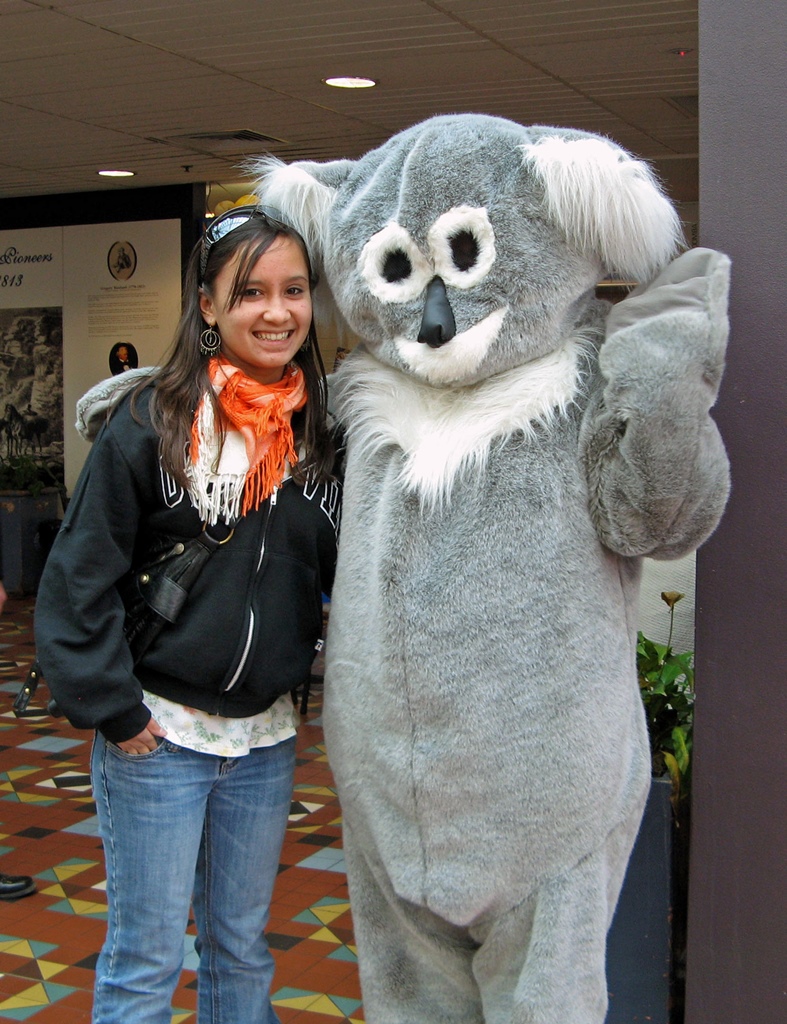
top-left (324, 76), bottom-right (376, 89)
top-left (98, 169), bottom-right (136, 177)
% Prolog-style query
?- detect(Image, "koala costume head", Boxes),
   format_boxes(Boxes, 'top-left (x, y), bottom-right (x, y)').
top-left (256, 113), bottom-right (681, 387)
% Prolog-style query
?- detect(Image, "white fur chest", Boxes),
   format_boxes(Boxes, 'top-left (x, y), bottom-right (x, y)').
top-left (333, 338), bottom-right (592, 508)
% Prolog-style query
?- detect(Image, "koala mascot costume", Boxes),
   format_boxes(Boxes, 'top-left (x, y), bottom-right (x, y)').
top-left (255, 114), bottom-right (731, 1024)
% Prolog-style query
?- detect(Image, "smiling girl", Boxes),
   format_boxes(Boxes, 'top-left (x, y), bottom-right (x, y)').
top-left (35, 207), bottom-right (340, 1024)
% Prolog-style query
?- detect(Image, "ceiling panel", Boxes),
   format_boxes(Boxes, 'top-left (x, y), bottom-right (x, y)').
top-left (0, 0), bottom-right (699, 202)
top-left (443, 0), bottom-right (696, 39)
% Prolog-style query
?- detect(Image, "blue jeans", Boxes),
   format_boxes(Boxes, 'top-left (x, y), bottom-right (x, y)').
top-left (90, 732), bottom-right (296, 1024)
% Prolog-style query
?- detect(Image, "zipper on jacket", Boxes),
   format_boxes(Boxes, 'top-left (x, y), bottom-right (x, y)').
top-left (222, 486), bottom-right (278, 693)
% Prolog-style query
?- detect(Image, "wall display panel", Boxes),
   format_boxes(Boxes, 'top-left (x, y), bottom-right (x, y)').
top-left (0, 221), bottom-right (181, 495)
top-left (62, 219), bottom-right (181, 491)
top-left (0, 228), bottom-right (65, 479)
top-left (640, 552), bottom-right (696, 650)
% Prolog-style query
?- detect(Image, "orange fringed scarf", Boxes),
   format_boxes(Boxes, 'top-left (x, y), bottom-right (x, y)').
top-left (187, 357), bottom-right (307, 523)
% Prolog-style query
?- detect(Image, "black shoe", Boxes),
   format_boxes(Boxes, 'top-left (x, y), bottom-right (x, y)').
top-left (0, 872), bottom-right (36, 900)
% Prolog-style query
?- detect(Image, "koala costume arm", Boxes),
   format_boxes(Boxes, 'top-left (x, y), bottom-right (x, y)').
top-left (521, 131), bottom-right (731, 560)
top-left (582, 247), bottom-right (731, 558)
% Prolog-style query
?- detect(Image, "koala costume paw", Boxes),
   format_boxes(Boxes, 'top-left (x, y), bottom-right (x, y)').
top-left (584, 248), bottom-right (731, 558)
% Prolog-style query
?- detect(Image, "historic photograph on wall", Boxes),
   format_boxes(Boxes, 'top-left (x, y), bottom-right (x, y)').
top-left (0, 306), bottom-right (64, 486)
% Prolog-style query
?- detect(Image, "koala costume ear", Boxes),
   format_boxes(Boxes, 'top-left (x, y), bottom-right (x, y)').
top-left (520, 136), bottom-right (683, 283)
top-left (253, 156), bottom-right (351, 268)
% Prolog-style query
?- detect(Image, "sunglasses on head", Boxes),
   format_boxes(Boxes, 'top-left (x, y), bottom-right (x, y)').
top-left (199, 204), bottom-right (288, 280)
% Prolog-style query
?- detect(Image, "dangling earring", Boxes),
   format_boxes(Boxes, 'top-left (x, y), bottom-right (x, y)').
top-left (199, 324), bottom-right (221, 356)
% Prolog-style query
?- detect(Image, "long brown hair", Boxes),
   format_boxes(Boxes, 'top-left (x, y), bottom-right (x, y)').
top-left (137, 213), bottom-right (334, 489)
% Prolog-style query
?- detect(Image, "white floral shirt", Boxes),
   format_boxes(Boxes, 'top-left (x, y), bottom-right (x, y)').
top-left (143, 690), bottom-right (298, 756)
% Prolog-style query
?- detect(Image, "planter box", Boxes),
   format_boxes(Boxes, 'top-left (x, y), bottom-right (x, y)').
top-left (606, 775), bottom-right (673, 1023)
top-left (0, 489), bottom-right (61, 595)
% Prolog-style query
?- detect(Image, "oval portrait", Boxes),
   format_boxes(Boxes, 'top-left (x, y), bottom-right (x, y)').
top-left (109, 342), bottom-right (139, 375)
top-left (107, 241), bottom-right (137, 281)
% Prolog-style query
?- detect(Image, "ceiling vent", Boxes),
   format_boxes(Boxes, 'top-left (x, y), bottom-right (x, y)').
top-left (158, 130), bottom-right (288, 153)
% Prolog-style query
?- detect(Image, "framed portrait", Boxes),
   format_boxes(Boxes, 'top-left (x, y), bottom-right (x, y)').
top-left (109, 341), bottom-right (139, 375)
top-left (107, 241), bottom-right (137, 281)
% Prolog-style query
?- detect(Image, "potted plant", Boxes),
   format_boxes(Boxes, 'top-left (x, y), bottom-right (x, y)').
top-left (606, 592), bottom-right (694, 1024)
top-left (637, 591), bottom-right (695, 812)
top-left (0, 454), bottom-right (65, 594)
top-left (638, 592), bottom-right (694, 1022)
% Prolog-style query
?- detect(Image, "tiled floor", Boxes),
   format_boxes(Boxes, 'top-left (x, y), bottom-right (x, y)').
top-left (0, 595), bottom-right (362, 1023)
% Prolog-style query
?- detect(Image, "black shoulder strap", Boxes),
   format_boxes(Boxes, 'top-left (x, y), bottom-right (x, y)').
top-left (12, 660), bottom-right (44, 715)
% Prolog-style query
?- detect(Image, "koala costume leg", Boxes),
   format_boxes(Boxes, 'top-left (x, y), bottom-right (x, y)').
top-left (472, 816), bottom-right (635, 1024)
top-left (345, 815), bottom-right (635, 1024)
top-left (343, 824), bottom-right (485, 1024)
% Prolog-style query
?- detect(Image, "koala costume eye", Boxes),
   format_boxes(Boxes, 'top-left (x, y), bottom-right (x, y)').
top-left (359, 223), bottom-right (432, 303)
top-left (382, 250), bottom-right (413, 283)
top-left (449, 231), bottom-right (479, 272)
top-left (428, 206), bottom-right (496, 289)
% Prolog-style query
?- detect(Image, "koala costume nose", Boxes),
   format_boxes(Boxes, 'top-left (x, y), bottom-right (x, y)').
top-left (418, 276), bottom-right (456, 348)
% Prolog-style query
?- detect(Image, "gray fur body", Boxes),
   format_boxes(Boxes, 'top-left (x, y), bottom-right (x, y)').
top-left (254, 114), bottom-right (731, 1022)
top-left (328, 349), bottom-right (649, 925)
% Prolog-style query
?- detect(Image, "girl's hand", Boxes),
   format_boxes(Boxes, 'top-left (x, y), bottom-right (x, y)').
top-left (117, 717), bottom-right (167, 755)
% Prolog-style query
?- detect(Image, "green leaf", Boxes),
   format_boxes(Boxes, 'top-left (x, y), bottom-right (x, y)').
top-left (671, 727), bottom-right (690, 775)
top-left (663, 751), bottom-right (681, 803)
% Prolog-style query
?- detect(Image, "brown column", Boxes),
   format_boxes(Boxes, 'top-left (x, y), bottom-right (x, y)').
top-left (687, 2), bottom-right (787, 1022)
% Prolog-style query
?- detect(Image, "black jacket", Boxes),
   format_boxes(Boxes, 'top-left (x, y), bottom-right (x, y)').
top-left (34, 387), bottom-right (340, 743)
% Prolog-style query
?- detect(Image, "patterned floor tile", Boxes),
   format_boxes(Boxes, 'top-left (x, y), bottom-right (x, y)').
top-left (0, 596), bottom-right (363, 1022)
